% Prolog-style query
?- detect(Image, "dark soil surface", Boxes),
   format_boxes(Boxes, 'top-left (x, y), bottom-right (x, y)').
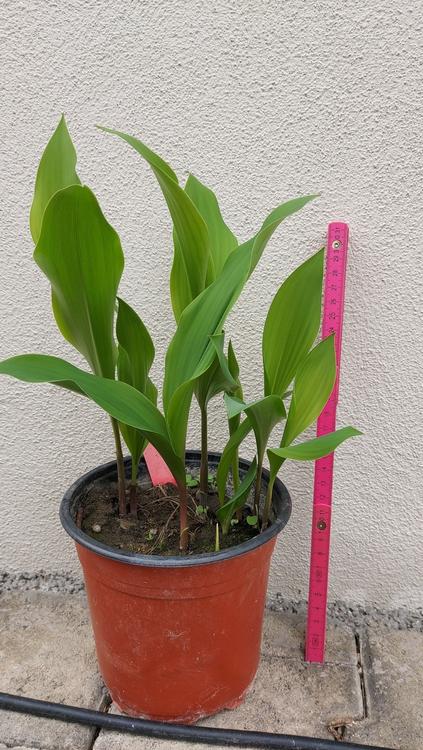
top-left (79, 469), bottom-right (263, 556)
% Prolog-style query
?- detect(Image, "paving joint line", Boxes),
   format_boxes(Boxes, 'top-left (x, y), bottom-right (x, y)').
top-left (326, 629), bottom-right (370, 742)
top-left (89, 691), bottom-right (112, 750)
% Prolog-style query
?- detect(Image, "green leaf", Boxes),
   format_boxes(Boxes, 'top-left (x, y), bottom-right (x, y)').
top-left (216, 459), bottom-right (257, 534)
top-left (268, 427), bottom-right (362, 463)
top-left (263, 248), bottom-right (324, 397)
top-left (0, 354), bottom-right (185, 484)
top-left (97, 126), bottom-right (210, 322)
top-left (216, 417), bottom-right (253, 503)
top-left (226, 341), bottom-right (243, 432)
top-left (246, 515), bottom-right (258, 526)
top-left (195, 333), bottom-right (238, 408)
top-left (186, 474), bottom-right (199, 488)
top-left (267, 451), bottom-right (286, 492)
top-left (224, 393), bottom-right (246, 420)
top-left (116, 298), bottom-right (155, 391)
top-left (34, 185), bottom-right (124, 379)
top-left (163, 195), bottom-right (317, 457)
top-left (184, 173), bottom-right (237, 282)
top-left (30, 115), bottom-right (81, 243)
top-left (245, 395), bottom-right (286, 464)
top-left (282, 335), bottom-right (336, 446)
top-left (116, 298), bottom-right (156, 465)
top-left (227, 341), bottom-right (241, 385)
top-left (225, 393), bottom-right (286, 467)
top-left (225, 343), bottom-right (244, 490)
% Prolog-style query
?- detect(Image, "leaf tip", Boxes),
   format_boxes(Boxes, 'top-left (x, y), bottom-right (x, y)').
top-left (95, 124), bottom-right (112, 134)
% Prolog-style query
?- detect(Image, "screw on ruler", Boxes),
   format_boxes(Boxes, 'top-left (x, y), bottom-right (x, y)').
top-left (305, 222), bottom-right (349, 663)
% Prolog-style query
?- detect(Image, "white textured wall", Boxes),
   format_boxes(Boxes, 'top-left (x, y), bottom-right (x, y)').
top-left (0, 1), bottom-right (422, 609)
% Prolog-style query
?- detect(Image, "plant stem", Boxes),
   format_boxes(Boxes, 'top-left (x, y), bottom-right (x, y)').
top-left (215, 523), bottom-right (220, 552)
top-left (129, 458), bottom-right (138, 517)
top-left (232, 448), bottom-right (240, 493)
top-left (111, 417), bottom-right (127, 517)
top-left (230, 422), bottom-right (241, 519)
top-left (261, 480), bottom-right (274, 531)
top-left (177, 480), bottom-right (189, 551)
top-left (199, 404), bottom-right (209, 499)
top-left (233, 446), bottom-right (241, 521)
top-left (254, 457), bottom-right (263, 512)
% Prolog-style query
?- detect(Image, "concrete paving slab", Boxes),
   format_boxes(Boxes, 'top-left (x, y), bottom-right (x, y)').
top-left (347, 628), bottom-right (423, 750)
top-left (262, 609), bottom-right (358, 665)
top-left (0, 591), bottom-right (104, 750)
top-left (2, 591), bottom-right (419, 750)
top-left (94, 649), bottom-right (363, 749)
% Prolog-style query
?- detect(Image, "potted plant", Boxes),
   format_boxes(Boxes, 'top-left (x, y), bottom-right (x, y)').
top-left (0, 117), bottom-right (360, 723)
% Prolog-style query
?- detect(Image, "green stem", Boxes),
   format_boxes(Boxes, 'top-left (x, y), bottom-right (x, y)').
top-left (261, 479), bottom-right (274, 531)
top-left (199, 404), bottom-right (209, 498)
top-left (129, 458), bottom-right (138, 517)
top-left (111, 417), bottom-right (127, 517)
top-left (215, 523), bottom-right (220, 552)
top-left (232, 448), bottom-right (240, 493)
top-left (177, 480), bottom-right (189, 551)
top-left (254, 456), bottom-right (263, 512)
top-left (229, 419), bottom-right (240, 518)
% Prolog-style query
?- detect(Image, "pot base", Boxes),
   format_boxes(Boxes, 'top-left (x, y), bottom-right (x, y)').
top-left (113, 682), bottom-right (251, 724)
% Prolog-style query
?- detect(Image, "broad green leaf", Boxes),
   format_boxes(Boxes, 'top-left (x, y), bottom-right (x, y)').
top-left (216, 459), bottom-right (257, 534)
top-left (267, 451), bottom-right (286, 493)
top-left (116, 298), bottom-right (156, 464)
top-left (227, 341), bottom-right (242, 396)
top-left (263, 248), bottom-right (324, 397)
top-left (30, 115), bottom-right (81, 243)
top-left (224, 393), bottom-right (246, 420)
top-left (34, 185), bottom-right (124, 379)
top-left (216, 418), bottom-right (253, 503)
top-left (245, 395), bottom-right (286, 464)
top-left (195, 333), bottom-right (238, 408)
top-left (0, 355), bottom-right (185, 483)
top-left (116, 298), bottom-right (155, 391)
top-left (248, 196), bottom-right (318, 275)
top-left (184, 173), bottom-right (237, 282)
top-left (97, 127), bottom-right (210, 321)
top-left (268, 427), bottom-right (362, 463)
top-left (225, 393), bottom-right (286, 466)
top-left (164, 195), bottom-right (317, 457)
top-left (282, 335), bottom-right (336, 446)
top-left (227, 341), bottom-right (243, 428)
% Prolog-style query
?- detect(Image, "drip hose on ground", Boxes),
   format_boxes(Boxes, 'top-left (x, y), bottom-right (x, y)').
top-left (0, 691), bottom-right (394, 750)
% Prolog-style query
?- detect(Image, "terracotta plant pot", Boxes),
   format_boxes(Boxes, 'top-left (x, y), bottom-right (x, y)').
top-left (60, 451), bottom-right (291, 723)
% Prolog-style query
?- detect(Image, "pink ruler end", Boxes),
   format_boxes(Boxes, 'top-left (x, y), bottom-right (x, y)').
top-left (144, 444), bottom-right (177, 486)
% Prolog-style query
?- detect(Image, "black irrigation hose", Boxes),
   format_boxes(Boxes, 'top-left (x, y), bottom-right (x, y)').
top-left (0, 691), bottom-right (394, 750)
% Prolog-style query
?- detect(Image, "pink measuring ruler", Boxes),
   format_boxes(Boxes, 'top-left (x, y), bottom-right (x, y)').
top-left (144, 443), bottom-right (176, 486)
top-left (305, 221), bottom-right (349, 663)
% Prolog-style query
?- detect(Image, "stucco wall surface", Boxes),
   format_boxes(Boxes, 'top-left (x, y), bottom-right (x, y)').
top-left (0, 0), bottom-right (422, 609)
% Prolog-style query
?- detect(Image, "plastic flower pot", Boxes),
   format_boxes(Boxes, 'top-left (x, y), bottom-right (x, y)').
top-left (60, 451), bottom-right (291, 723)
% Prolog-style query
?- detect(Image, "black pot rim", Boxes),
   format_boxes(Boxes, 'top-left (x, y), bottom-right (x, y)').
top-left (60, 450), bottom-right (292, 568)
